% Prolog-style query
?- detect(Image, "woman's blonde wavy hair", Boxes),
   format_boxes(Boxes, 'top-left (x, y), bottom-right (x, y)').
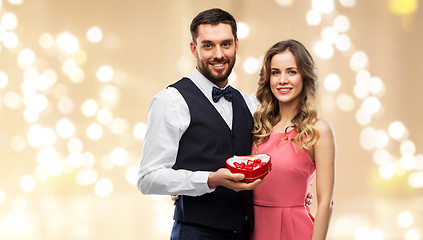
top-left (252, 40), bottom-right (320, 152)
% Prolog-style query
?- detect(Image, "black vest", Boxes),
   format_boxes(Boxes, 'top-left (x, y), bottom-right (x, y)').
top-left (170, 77), bottom-right (254, 231)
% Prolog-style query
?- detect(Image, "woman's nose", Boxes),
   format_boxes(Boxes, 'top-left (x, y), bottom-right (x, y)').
top-left (279, 73), bottom-right (288, 84)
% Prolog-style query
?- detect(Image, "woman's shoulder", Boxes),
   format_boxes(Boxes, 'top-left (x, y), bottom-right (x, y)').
top-left (314, 119), bottom-right (334, 136)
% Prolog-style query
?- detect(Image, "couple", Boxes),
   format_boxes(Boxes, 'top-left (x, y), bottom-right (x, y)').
top-left (137, 8), bottom-right (336, 240)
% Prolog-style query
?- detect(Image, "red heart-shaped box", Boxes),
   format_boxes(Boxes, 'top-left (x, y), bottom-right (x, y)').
top-left (226, 154), bottom-right (272, 182)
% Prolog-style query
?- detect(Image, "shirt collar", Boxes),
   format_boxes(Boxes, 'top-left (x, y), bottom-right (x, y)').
top-left (189, 68), bottom-right (229, 92)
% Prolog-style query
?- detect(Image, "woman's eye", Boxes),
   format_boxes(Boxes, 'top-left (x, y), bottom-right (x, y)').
top-left (271, 71), bottom-right (279, 75)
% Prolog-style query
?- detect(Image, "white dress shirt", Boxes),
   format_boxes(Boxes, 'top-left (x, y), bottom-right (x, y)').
top-left (137, 68), bottom-right (256, 196)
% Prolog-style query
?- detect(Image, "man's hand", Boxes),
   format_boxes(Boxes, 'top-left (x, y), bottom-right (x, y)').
top-left (170, 168), bottom-right (262, 205)
top-left (207, 168), bottom-right (262, 192)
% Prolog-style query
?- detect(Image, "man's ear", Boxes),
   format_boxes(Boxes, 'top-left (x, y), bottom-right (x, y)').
top-left (190, 42), bottom-right (198, 58)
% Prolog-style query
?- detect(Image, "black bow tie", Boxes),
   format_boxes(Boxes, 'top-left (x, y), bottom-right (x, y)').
top-left (212, 86), bottom-right (234, 103)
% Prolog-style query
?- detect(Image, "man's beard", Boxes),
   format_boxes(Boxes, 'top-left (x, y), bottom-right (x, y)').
top-left (197, 56), bottom-right (236, 85)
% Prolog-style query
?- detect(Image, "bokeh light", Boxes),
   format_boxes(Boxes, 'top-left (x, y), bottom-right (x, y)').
top-left (353, 81), bottom-right (369, 99)
top-left (57, 96), bottom-right (74, 114)
top-left (109, 118), bottom-right (129, 135)
top-left (81, 99), bottom-right (100, 117)
top-left (354, 227), bottom-right (385, 240)
top-left (87, 123), bottom-right (103, 140)
top-left (339, 0), bottom-right (356, 7)
top-left (1, 12), bottom-right (18, 30)
top-left (350, 51), bottom-right (368, 71)
top-left (17, 48), bottom-right (35, 69)
top-left (361, 96), bottom-right (381, 116)
top-left (8, 0), bottom-right (24, 5)
top-left (0, 71), bottom-right (8, 89)
top-left (333, 15), bottom-right (350, 32)
top-left (408, 172), bottom-right (423, 188)
top-left (389, 121), bottom-right (407, 140)
top-left (39, 33), bottom-right (55, 49)
top-left (0, 190), bottom-right (6, 205)
top-left (56, 32), bottom-right (79, 54)
top-left (373, 149), bottom-right (392, 165)
top-left (237, 22), bottom-right (249, 39)
top-left (400, 154), bottom-right (416, 171)
top-left (404, 228), bottom-right (421, 240)
top-left (96, 65), bottom-right (114, 83)
top-left (314, 40), bottom-right (334, 59)
top-left (306, 9), bottom-right (321, 26)
top-left (19, 175), bottom-right (36, 192)
top-left (3, 31), bottom-right (19, 49)
top-left (87, 26), bottom-right (103, 43)
top-left (356, 108), bottom-right (371, 125)
top-left (125, 166), bottom-right (138, 184)
top-left (335, 34), bottom-right (351, 51)
top-left (397, 211), bottom-right (414, 229)
top-left (321, 27), bottom-right (338, 43)
top-left (312, 0), bottom-right (335, 13)
top-left (56, 119), bottom-right (76, 139)
top-left (94, 178), bottom-right (113, 198)
top-left (276, 0), bottom-right (294, 6)
top-left (76, 169), bottom-right (98, 186)
top-left (133, 122), bottom-right (147, 140)
top-left (368, 76), bottom-right (384, 95)
top-left (110, 147), bottom-right (128, 166)
top-left (323, 73), bottom-right (341, 92)
top-left (400, 140), bottom-right (416, 155)
top-left (389, 0), bottom-right (418, 15)
top-left (0, 1), bottom-right (422, 239)
top-left (68, 137), bottom-right (83, 153)
top-left (177, 55), bottom-right (193, 74)
top-left (243, 57), bottom-right (260, 74)
top-left (10, 135), bottom-right (26, 151)
top-left (97, 108), bottom-right (113, 125)
top-left (379, 162), bottom-right (396, 179)
top-left (99, 85), bottom-right (120, 107)
top-left (336, 94), bottom-right (355, 112)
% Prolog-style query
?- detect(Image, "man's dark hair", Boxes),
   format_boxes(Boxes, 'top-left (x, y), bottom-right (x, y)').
top-left (190, 8), bottom-right (237, 44)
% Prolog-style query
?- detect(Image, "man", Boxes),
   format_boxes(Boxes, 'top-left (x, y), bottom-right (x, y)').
top-left (138, 8), bottom-right (312, 240)
top-left (138, 8), bottom-right (260, 240)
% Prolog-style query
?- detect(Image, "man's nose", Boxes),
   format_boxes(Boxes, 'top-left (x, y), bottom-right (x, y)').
top-left (213, 46), bottom-right (224, 59)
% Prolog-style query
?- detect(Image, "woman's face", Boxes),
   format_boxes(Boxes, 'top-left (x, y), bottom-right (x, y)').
top-left (269, 50), bottom-right (303, 106)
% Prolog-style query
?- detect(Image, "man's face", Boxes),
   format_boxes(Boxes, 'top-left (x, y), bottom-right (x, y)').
top-left (190, 23), bottom-right (238, 88)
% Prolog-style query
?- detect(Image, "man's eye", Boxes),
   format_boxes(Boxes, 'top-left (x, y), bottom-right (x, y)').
top-left (204, 44), bottom-right (212, 48)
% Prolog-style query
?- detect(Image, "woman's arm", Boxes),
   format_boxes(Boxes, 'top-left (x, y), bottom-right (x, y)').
top-left (311, 119), bottom-right (336, 240)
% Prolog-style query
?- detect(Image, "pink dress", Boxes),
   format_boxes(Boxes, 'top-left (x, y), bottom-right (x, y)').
top-left (252, 130), bottom-right (316, 240)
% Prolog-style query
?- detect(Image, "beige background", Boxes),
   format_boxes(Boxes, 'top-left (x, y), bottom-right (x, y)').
top-left (0, 0), bottom-right (422, 239)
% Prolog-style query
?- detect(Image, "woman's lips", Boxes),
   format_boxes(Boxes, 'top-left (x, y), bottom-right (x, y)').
top-left (278, 87), bottom-right (292, 94)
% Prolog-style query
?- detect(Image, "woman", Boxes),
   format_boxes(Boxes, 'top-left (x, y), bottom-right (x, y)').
top-left (252, 40), bottom-right (336, 240)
